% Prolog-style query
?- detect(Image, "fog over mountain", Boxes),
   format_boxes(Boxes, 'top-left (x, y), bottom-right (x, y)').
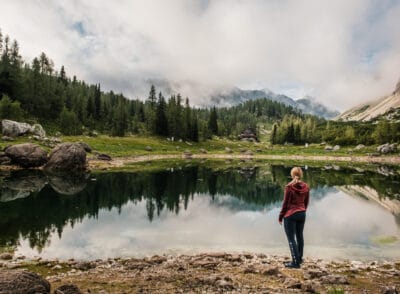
top-left (1, 1), bottom-right (399, 111)
top-left (143, 79), bottom-right (339, 119)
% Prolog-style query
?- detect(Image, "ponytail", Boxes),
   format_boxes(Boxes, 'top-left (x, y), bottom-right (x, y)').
top-left (290, 167), bottom-right (303, 184)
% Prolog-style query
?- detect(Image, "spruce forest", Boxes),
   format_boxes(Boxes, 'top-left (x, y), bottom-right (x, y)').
top-left (0, 29), bottom-right (399, 145)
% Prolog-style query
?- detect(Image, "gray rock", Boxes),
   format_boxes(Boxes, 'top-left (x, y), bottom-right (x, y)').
top-left (225, 147), bottom-right (233, 153)
top-left (5, 143), bottom-right (48, 168)
top-left (0, 270), bottom-right (50, 293)
top-left (199, 148), bottom-right (207, 154)
top-left (74, 261), bottom-right (96, 271)
top-left (355, 144), bottom-right (365, 150)
top-left (301, 280), bottom-right (322, 293)
top-left (54, 284), bottom-right (83, 294)
top-left (333, 145), bottom-right (340, 151)
top-left (320, 274), bottom-right (349, 284)
top-left (305, 269), bottom-right (328, 279)
top-left (44, 143), bottom-right (87, 172)
top-left (97, 153), bottom-right (112, 161)
top-left (0, 152), bottom-right (11, 165)
top-left (77, 142), bottom-right (92, 153)
top-left (377, 143), bottom-right (398, 154)
top-left (381, 285), bottom-right (398, 294)
top-left (32, 124), bottom-right (46, 138)
top-left (1, 119), bottom-right (33, 137)
top-left (325, 145), bottom-right (333, 151)
top-left (262, 266), bottom-right (280, 276)
top-left (1, 136), bottom-right (14, 141)
top-left (145, 146), bottom-right (152, 151)
top-left (284, 277), bottom-right (302, 289)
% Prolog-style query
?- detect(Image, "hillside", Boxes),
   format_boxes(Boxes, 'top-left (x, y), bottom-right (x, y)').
top-left (209, 88), bottom-right (339, 119)
top-left (336, 80), bottom-right (400, 121)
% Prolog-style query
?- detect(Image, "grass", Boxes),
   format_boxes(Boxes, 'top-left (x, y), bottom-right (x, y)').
top-left (0, 134), bottom-right (396, 161)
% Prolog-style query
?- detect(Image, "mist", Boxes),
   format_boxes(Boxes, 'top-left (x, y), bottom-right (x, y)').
top-left (0, 0), bottom-right (399, 110)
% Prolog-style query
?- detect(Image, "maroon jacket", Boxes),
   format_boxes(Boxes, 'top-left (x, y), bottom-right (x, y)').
top-left (279, 181), bottom-right (310, 222)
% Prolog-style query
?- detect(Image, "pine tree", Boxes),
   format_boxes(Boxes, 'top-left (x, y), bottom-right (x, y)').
top-left (148, 84), bottom-right (157, 109)
top-left (208, 106), bottom-right (218, 136)
top-left (155, 92), bottom-right (168, 136)
top-left (94, 84), bottom-right (101, 119)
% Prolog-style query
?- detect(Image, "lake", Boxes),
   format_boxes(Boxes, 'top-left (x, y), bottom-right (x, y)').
top-left (1, 160), bottom-right (399, 261)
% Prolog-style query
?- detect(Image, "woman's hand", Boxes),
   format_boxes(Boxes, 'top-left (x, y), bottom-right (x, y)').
top-left (279, 220), bottom-right (282, 225)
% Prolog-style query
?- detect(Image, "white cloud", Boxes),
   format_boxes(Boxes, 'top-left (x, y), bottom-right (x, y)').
top-left (0, 0), bottom-right (399, 110)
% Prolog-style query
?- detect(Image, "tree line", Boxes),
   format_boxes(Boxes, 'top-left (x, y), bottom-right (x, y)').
top-left (270, 114), bottom-right (400, 145)
top-left (0, 29), bottom-right (303, 141)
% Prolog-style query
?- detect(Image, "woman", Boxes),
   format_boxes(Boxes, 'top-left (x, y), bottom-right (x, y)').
top-left (279, 167), bottom-right (309, 268)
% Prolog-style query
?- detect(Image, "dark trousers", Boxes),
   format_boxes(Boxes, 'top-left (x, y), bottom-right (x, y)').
top-left (284, 211), bottom-right (306, 264)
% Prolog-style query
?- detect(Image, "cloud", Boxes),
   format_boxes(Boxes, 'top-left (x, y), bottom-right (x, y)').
top-left (0, 0), bottom-right (399, 110)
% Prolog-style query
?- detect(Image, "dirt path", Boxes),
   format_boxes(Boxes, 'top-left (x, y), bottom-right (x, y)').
top-left (88, 153), bottom-right (400, 169)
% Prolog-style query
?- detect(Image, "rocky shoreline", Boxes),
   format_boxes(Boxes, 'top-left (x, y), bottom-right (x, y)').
top-left (1, 253), bottom-right (399, 293)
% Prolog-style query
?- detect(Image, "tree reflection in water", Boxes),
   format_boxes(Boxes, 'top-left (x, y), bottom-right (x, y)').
top-left (0, 162), bottom-right (399, 251)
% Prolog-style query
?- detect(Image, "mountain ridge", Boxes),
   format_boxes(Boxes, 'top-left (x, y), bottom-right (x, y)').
top-left (335, 79), bottom-right (400, 121)
top-left (145, 80), bottom-right (339, 119)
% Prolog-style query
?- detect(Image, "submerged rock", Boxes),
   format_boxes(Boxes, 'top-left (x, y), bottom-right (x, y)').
top-left (4, 143), bottom-right (48, 168)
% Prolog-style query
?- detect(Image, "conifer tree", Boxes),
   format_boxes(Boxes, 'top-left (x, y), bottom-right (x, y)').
top-left (155, 92), bottom-right (168, 136)
top-left (208, 106), bottom-right (218, 135)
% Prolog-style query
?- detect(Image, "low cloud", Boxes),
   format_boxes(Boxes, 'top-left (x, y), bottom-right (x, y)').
top-left (1, 0), bottom-right (399, 110)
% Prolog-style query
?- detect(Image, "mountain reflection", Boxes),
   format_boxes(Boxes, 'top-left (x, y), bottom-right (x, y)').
top-left (0, 162), bottom-right (399, 251)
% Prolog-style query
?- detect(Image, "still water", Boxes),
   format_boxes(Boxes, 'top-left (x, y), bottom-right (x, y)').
top-left (1, 161), bottom-right (399, 260)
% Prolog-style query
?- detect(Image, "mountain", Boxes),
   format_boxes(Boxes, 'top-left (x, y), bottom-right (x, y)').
top-left (336, 80), bottom-right (400, 121)
top-left (208, 87), bottom-right (339, 119)
top-left (141, 80), bottom-right (339, 119)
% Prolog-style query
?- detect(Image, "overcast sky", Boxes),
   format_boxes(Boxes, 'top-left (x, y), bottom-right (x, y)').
top-left (0, 0), bottom-right (399, 110)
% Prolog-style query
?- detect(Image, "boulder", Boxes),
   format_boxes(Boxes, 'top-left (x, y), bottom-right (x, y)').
top-left (377, 143), bottom-right (397, 154)
top-left (76, 142), bottom-right (92, 153)
top-left (0, 270), bottom-right (50, 294)
top-left (0, 152), bottom-right (11, 165)
top-left (32, 123), bottom-right (46, 138)
top-left (4, 143), bottom-right (48, 168)
top-left (355, 144), bottom-right (365, 150)
top-left (1, 119), bottom-right (33, 137)
top-left (145, 146), bottom-right (152, 151)
top-left (44, 143), bottom-right (87, 172)
top-left (324, 145), bottom-right (333, 151)
top-left (333, 145), bottom-right (340, 151)
top-left (54, 284), bottom-right (83, 294)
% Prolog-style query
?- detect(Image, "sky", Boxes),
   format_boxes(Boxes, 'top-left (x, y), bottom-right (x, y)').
top-left (0, 0), bottom-right (399, 111)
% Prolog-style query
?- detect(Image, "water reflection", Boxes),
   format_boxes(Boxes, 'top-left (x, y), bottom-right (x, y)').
top-left (0, 162), bottom-right (399, 259)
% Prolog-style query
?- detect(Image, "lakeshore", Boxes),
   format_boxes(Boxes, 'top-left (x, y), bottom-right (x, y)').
top-left (1, 252), bottom-right (399, 293)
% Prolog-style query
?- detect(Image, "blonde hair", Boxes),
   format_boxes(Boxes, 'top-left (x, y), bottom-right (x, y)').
top-left (290, 167), bottom-right (303, 184)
